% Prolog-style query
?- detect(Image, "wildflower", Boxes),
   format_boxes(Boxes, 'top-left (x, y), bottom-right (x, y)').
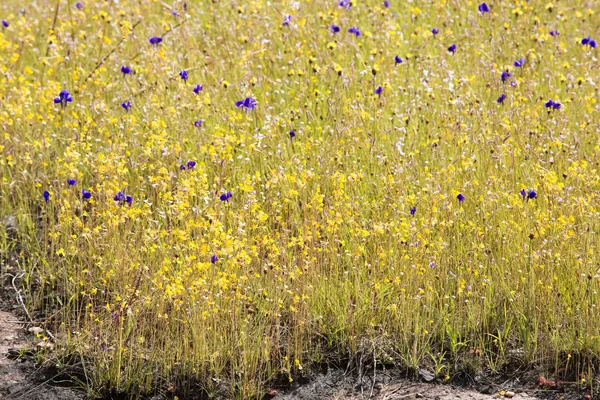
top-left (67, 179), bottom-right (77, 186)
top-left (549, 30), bottom-right (559, 37)
top-left (431, 28), bottom-right (439, 35)
top-left (497, 93), bottom-right (506, 103)
top-left (331, 25), bottom-right (340, 34)
top-left (43, 191), bottom-right (50, 203)
top-left (219, 192), bottom-right (232, 202)
top-left (180, 164), bottom-right (186, 170)
top-left (187, 160), bottom-right (196, 169)
top-left (448, 44), bottom-right (457, 54)
top-left (149, 36), bottom-right (163, 45)
top-left (2, 20), bottom-right (8, 28)
top-left (520, 189), bottom-right (527, 199)
top-left (121, 100), bottom-right (132, 111)
top-left (544, 100), bottom-right (561, 110)
top-left (384, 0), bottom-right (390, 7)
top-left (394, 55), bottom-right (403, 65)
top-left (75, 2), bottom-right (83, 9)
top-left (53, 90), bottom-right (73, 108)
top-left (478, 3), bottom-right (490, 13)
top-left (126, 195), bottom-right (133, 204)
top-left (235, 97), bottom-right (257, 110)
top-left (283, 15), bottom-right (291, 26)
top-left (194, 120), bottom-right (203, 127)
top-left (121, 65), bottom-right (132, 75)
top-left (514, 58), bottom-right (525, 67)
top-left (114, 192), bottom-right (133, 205)
top-left (410, 206), bottom-right (416, 215)
top-left (581, 37), bottom-right (597, 48)
top-left (82, 189), bottom-right (91, 200)
top-left (211, 255), bottom-right (218, 264)
top-left (501, 70), bottom-right (512, 82)
top-left (339, 0), bottom-right (351, 9)
top-left (179, 70), bottom-right (188, 82)
top-left (374, 86), bottom-right (383, 96)
top-left (193, 84), bottom-right (203, 94)
top-left (457, 193), bottom-right (465, 202)
top-left (527, 190), bottom-right (537, 200)
top-left (289, 129), bottom-right (296, 138)
top-left (348, 27), bottom-right (361, 37)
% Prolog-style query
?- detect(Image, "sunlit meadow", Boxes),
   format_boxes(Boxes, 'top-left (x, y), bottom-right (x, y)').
top-left (1, 0), bottom-right (600, 398)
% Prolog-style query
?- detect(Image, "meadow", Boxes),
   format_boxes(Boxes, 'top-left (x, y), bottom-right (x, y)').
top-left (1, 0), bottom-right (599, 398)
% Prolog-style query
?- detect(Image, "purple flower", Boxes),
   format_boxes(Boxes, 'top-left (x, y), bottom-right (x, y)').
top-left (114, 192), bottom-right (126, 202)
top-left (509, 80), bottom-right (517, 87)
top-left (43, 191), bottom-right (50, 203)
top-left (289, 129), bottom-right (296, 138)
top-left (180, 164), bottom-right (186, 170)
top-left (179, 70), bottom-right (188, 82)
top-left (125, 195), bottom-right (133, 204)
top-left (501, 70), bottom-right (512, 82)
top-left (339, 0), bottom-right (351, 9)
top-left (410, 206), bottom-right (416, 216)
top-left (527, 190), bottom-right (537, 200)
top-left (348, 27), bottom-right (361, 37)
top-left (549, 30), bottom-right (559, 37)
top-left (590, 39), bottom-right (598, 49)
top-left (331, 25), bottom-right (340, 34)
top-left (478, 2), bottom-right (490, 13)
top-left (82, 189), bottom-right (91, 200)
top-left (67, 178), bottom-right (77, 186)
top-left (121, 65), bottom-right (132, 75)
top-left (219, 191), bottom-right (232, 202)
top-left (544, 100), bottom-right (554, 108)
top-left (581, 37), bottom-right (591, 45)
top-left (194, 120), bottom-right (203, 127)
top-left (149, 36), bottom-right (163, 45)
top-left (121, 100), bottom-right (132, 111)
top-left (193, 84), bottom-right (203, 94)
top-left (75, 2), bottom-right (83, 9)
top-left (520, 189), bottom-right (527, 199)
top-left (448, 44), bottom-right (456, 53)
top-left (187, 160), bottom-right (196, 169)
top-left (545, 100), bottom-right (561, 110)
top-left (514, 58), bottom-right (525, 67)
top-left (431, 28), bottom-right (439, 35)
top-left (2, 20), bottom-right (8, 28)
top-left (283, 15), bottom-right (291, 26)
top-left (53, 90), bottom-right (73, 108)
top-left (457, 193), bottom-right (465, 202)
top-left (211, 255), bottom-right (218, 264)
top-left (497, 93), bottom-right (506, 103)
top-left (235, 97), bottom-right (257, 110)
top-left (384, 0), bottom-right (390, 7)
top-left (374, 86), bottom-right (382, 96)
top-left (394, 55), bottom-right (403, 65)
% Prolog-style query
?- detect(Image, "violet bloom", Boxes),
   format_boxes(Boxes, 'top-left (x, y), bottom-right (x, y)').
top-left (410, 206), bottom-right (416, 216)
top-left (211, 255), bottom-right (218, 264)
top-left (193, 84), bottom-right (203, 94)
top-left (2, 20), bottom-right (8, 28)
top-left (43, 191), bottom-right (50, 203)
top-left (114, 192), bottom-right (126, 202)
top-left (219, 192), bottom-right (232, 202)
top-left (527, 190), bottom-right (537, 200)
top-left (497, 93), bottom-right (506, 103)
top-left (545, 100), bottom-right (561, 110)
top-left (431, 28), bottom-right (439, 35)
top-left (582, 37), bottom-right (598, 48)
top-left (514, 58), bottom-right (525, 67)
top-left (121, 65), bottom-right (132, 75)
top-left (149, 36), bottom-right (163, 45)
top-left (448, 44), bottom-right (457, 53)
top-left (520, 189), bottom-right (527, 199)
top-left (121, 100), bottom-right (132, 111)
top-left (394, 55), bottom-right (403, 65)
top-left (179, 70), bottom-right (188, 82)
top-left (348, 27), bottom-right (361, 37)
top-left (549, 30), bottom-right (559, 37)
top-left (289, 129), bottom-right (296, 138)
top-left (457, 193), bottom-right (465, 202)
top-left (339, 0), bottom-right (351, 9)
top-left (75, 2), bottom-right (83, 9)
top-left (331, 25), bottom-right (340, 34)
top-left (384, 0), bottom-right (390, 7)
top-left (187, 160), bottom-right (196, 169)
top-left (125, 195), bottom-right (133, 204)
top-left (283, 15), bottom-right (291, 26)
top-left (374, 86), bottom-right (383, 96)
top-left (478, 2), bottom-right (490, 13)
top-left (180, 164), bottom-right (186, 170)
top-left (54, 90), bottom-right (73, 108)
top-left (82, 189), bottom-right (92, 200)
top-left (501, 70), bottom-right (512, 82)
top-left (235, 97), bottom-right (257, 110)
top-left (194, 120), bottom-right (203, 127)
top-left (67, 178), bottom-right (77, 186)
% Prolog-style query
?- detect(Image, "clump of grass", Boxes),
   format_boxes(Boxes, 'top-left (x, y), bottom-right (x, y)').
top-left (1, 0), bottom-right (600, 398)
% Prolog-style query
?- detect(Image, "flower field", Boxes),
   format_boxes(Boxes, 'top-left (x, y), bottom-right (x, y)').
top-left (1, 0), bottom-right (599, 398)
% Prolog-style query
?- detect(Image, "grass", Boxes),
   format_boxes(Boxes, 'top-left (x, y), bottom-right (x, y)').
top-left (1, 0), bottom-right (600, 398)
